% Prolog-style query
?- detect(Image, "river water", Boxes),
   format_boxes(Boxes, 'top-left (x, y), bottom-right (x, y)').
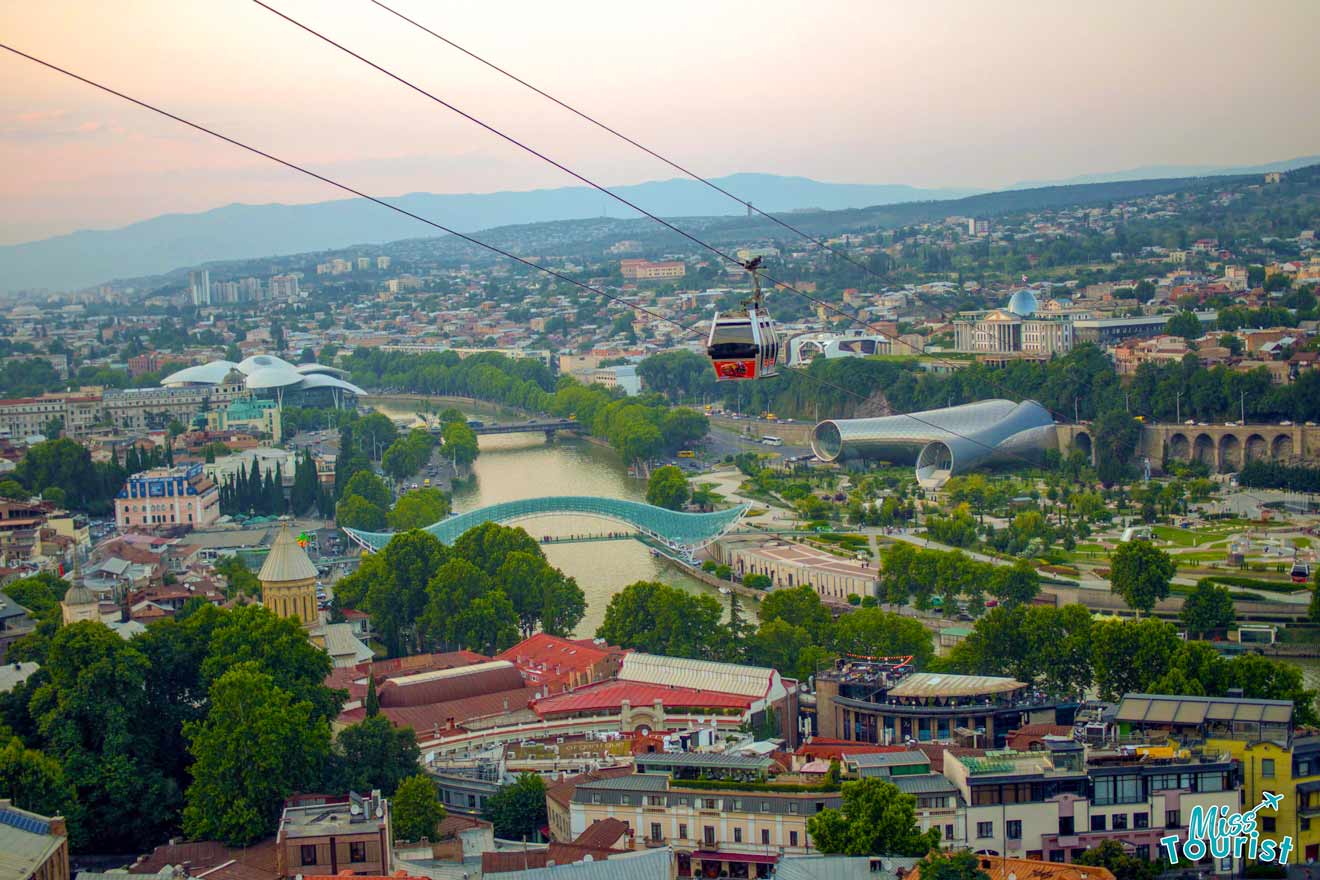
top-left (370, 398), bottom-right (717, 637)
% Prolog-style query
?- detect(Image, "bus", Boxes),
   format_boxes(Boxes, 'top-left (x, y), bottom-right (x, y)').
top-left (423, 478), bottom-right (431, 487)
top-left (677, 450), bottom-right (696, 458)
top-left (760, 435), bottom-right (784, 446)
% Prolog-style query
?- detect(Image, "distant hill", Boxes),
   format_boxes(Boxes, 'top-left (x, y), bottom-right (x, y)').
top-left (1009, 154), bottom-right (1320, 189)
top-left (0, 173), bottom-right (974, 293)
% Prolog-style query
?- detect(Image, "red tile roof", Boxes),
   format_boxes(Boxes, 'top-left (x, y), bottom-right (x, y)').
top-left (381, 686), bottom-right (542, 735)
top-left (498, 633), bottom-right (617, 674)
top-left (371, 650), bottom-right (490, 681)
top-left (482, 843), bottom-right (623, 875)
top-left (129, 838), bottom-right (278, 880)
top-left (795, 739), bottom-right (910, 761)
top-left (916, 744), bottom-right (988, 774)
top-left (572, 818), bottom-right (631, 850)
top-left (533, 680), bottom-right (753, 717)
top-left (1004, 724), bottom-right (1073, 751)
top-left (378, 662), bottom-right (526, 708)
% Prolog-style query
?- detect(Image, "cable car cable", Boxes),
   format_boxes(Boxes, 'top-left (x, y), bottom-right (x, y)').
top-left (364, 0), bottom-right (893, 285)
top-left (251, 0), bottom-right (1080, 428)
top-left (0, 42), bottom-right (1079, 472)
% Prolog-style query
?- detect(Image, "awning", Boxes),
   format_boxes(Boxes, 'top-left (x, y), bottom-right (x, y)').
top-left (692, 852), bottom-right (779, 865)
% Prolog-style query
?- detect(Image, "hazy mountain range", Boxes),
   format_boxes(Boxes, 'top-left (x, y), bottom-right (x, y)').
top-left (2, 156), bottom-right (1315, 294)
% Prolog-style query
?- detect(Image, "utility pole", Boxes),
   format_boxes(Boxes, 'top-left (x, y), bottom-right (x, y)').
top-left (1175, 390), bottom-right (1182, 425)
top-left (1240, 391), bottom-right (1246, 426)
top-left (1074, 396), bottom-right (1079, 424)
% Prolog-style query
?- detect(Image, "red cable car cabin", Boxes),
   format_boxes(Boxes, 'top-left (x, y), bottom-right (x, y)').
top-left (707, 307), bottom-right (780, 381)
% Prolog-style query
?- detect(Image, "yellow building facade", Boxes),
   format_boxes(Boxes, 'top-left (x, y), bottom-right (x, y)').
top-left (1205, 736), bottom-right (1320, 864)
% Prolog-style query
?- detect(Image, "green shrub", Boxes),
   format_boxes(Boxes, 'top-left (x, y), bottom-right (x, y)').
top-left (847, 594), bottom-right (861, 606)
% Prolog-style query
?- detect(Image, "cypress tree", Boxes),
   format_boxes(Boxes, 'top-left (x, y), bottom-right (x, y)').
top-left (364, 675), bottom-right (380, 717)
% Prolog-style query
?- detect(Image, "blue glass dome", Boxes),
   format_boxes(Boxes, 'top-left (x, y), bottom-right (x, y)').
top-left (1006, 288), bottom-right (1038, 316)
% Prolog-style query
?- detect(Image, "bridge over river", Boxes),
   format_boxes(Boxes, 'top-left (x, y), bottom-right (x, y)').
top-left (343, 495), bottom-right (751, 558)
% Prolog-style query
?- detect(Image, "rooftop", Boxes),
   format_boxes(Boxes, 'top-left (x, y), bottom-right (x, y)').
top-left (618, 652), bottom-right (779, 698)
top-left (258, 522), bottom-right (318, 584)
top-left (884, 672), bottom-right (1025, 700)
top-left (0, 801), bottom-right (65, 880)
top-left (280, 794), bottom-right (387, 838)
top-left (480, 847), bottom-right (672, 880)
top-left (533, 680), bottom-right (754, 717)
top-left (635, 752), bottom-right (772, 770)
top-left (1115, 693), bottom-right (1293, 726)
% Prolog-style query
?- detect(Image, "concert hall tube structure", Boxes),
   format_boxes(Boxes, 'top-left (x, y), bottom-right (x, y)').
top-left (810, 399), bottom-right (1057, 487)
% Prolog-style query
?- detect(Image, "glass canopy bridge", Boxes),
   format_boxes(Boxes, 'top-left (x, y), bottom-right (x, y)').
top-left (342, 495), bottom-right (751, 559)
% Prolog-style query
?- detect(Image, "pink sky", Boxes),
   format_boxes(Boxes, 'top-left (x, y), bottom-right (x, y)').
top-left (2, 0), bottom-right (1318, 245)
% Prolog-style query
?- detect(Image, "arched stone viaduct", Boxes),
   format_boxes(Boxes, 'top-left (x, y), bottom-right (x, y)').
top-left (1055, 423), bottom-right (1320, 474)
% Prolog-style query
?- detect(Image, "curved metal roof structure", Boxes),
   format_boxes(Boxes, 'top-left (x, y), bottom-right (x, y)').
top-left (343, 495), bottom-right (751, 555)
top-left (161, 360), bottom-right (240, 386)
top-left (160, 353), bottom-right (364, 397)
top-left (811, 399), bottom-right (1056, 488)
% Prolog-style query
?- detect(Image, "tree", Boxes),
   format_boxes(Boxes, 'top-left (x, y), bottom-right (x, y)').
top-left (1093, 409), bottom-right (1141, 485)
top-left (442, 420), bottom-right (480, 469)
top-left (343, 470), bottom-right (391, 510)
top-left (1091, 617), bottom-right (1181, 700)
top-left (183, 663), bottom-right (331, 846)
top-left (336, 494), bottom-right (386, 531)
top-left (750, 619), bottom-right (822, 681)
top-left (392, 773), bottom-right (445, 842)
top-left (1311, 568), bottom-right (1320, 624)
top-left (388, 487), bottom-right (452, 530)
top-left (1072, 839), bottom-right (1159, 880)
top-left (483, 773), bottom-right (547, 840)
top-left (0, 736), bottom-right (83, 847)
top-left (759, 585), bottom-right (833, 643)
top-left (214, 555), bottom-right (260, 598)
top-left (912, 852), bottom-right (991, 880)
top-left (1181, 580), bottom-right (1235, 638)
top-left (1168, 310), bottom-right (1203, 340)
top-left (364, 676), bottom-right (380, 718)
top-left (990, 558), bottom-right (1040, 607)
top-left (331, 715), bottom-right (421, 795)
top-left (806, 777), bottom-right (940, 856)
top-left (347, 530), bottom-right (449, 657)
top-left (596, 581), bottom-right (725, 659)
top-left (646, 465), bottom-right (690, 510)
top-left (30, 622), bottom-right (179, 852)
top-left (831, 608), bottom-right (934, 669)
top-left (1109, 539), bottom-right (1175, 614)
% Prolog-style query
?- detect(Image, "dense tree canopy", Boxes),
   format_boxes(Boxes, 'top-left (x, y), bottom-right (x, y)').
top-left (807, 777), bottom-right (940, 856)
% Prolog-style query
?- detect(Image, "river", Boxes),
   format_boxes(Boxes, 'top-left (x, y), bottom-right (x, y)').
top-left (370, 398), bottom-right (720, 637)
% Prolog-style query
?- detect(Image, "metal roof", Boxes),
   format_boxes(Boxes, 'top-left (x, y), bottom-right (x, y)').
top-left (0, 805), bottom-right (63, 880)
top-left (619, 653), bottom-right (776, 698)
top-left (774, 855), bottom-right (921, 880)
top-left (488, 847), bottom-right (673, 880)
top-left (891, 774), bottom-right (959, 795)
top-left (635, 752), bottom-right (771, 769)
top-left (258, 523), bottom-right (318, 583)
top-left (576, 775), bottom-right (669, 792)
top-left (1115, 693), bottom-right (1293, 726)
top-left (885, 672), bottom-right (1025, 699)
top-left (846, 751), bottom-right (929, 767)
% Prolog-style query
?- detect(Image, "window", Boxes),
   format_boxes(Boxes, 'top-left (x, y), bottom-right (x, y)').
top-left (679, 824), bottom-right (687, 840)
top-left (651, 823), bottom-right (662, 841)
top-left (1261, 759), bottom-right (1276, 778)
top-left (734, 828), bottom-right (743, 844)
top-left (733, 799), bottom-right (742, 810)
top-left (300, 846), bottom-right (317, 867)
top-left (761, 801), bottom-right (770, 811)
top-left (1166, 809), bottom-right (1181, 828)
top-left (1303, 817), bottom-right (1312, 832)
top-left (704, 826), bottom-right (716, 846)
top-left (1134, 812), bottom-right (1149, 829)
top-left (621, 795), bottom-right (631, 806)
top-left (349, 842), bottom-right (366, 864)
top-left (977, 822), bottom-right (994, 839)
top-left (703, 798), bottom-right (717, 810)
top-left (468, 794), bottom-right (477, 809)
top-left (789, 831), bottom-right (799, 847)
top-left (944, 825), bottom-right (954, 841)
top-left (1112, 813), bottom-right (1128, 830)
top-left (1058, 816), bottom-right (1074, 835)
top-left (1049, 851), bottom-right (1066, 863)
top-left (1262, 817), bottom-right (1276, 833)
top-left (646, 795), bottom-right (664, 807)
top-left (789, 802), bottom-right (799, 814)
top-left (1091, 815), bottom-right (1107, 832)
top-left (1136, 845), bottom-right (1150, 861)
top-left (1007, 821), bottom-right (1022, 840)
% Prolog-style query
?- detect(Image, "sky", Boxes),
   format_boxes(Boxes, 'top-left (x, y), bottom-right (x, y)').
top-left (1, 0), bottom-right (1318, 246)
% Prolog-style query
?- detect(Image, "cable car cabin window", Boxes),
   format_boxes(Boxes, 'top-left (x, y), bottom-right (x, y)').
top-left (709, 322), bottom-right (758, 359)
